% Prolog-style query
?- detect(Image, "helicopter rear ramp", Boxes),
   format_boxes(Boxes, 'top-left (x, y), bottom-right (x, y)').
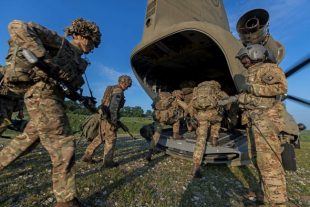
top-left (156, 129), bottom-right (250, 167)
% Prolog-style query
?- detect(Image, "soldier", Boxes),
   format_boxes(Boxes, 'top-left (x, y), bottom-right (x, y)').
top-left (180, 80), bottom-right (228, 178)
top-left (235, 44), bottom-right (288, 206)
top-left (81, 75), bottom-right (132, 167)
top-left (0, 96), bottom-right (24, 136)
top-left (145, 90), bottom-right (184, 162)
top-left (0, 18), bottom-right (101, 207)
top-left (0, 65), bottom-right (25, 137)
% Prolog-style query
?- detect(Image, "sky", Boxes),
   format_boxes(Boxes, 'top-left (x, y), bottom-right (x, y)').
top-left (0, 0), bottom-right (309, 127)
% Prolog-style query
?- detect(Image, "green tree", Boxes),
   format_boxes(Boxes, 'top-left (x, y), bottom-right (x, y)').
top-left (64, 100), bottom-right (91, 115)
top-left (131, 106), bottom-right (144, 117)
top-left (145, 110), bottom-right (153, 117)
top-left (120, 106), bottom-right (144, 117)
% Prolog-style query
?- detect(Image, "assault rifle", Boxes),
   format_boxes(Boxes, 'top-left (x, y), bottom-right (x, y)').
top-left (22, 49), bottom-right (97, 113)
top-left (117, 120), bottom-right (137, 140)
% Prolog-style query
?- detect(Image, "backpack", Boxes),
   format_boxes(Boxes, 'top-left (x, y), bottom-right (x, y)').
top-left (80, 113), bottom-right (100, 141)
top-left (154, 92), bottom-right (175, 110)
top-left (4, 21), bottom-right (88, 94)
top-left (192, 81), bottom-right (220, 110)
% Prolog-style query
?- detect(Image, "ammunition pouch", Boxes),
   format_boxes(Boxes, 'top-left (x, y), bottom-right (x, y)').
top-left (281, 143), bottom-right (297, 171)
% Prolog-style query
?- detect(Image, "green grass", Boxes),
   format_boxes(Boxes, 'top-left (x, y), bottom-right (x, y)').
top-left (300, 130), bottom-right (310, 142)
top-left (1, 117), bottom-right (310, 207)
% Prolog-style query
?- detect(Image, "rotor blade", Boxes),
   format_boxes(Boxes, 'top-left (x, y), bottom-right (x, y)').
top-left (285, 55), bottom-right (310, 78)
top-left (286, 94), bottom-right (310, 106)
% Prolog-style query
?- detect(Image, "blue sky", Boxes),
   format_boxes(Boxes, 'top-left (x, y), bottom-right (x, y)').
top-left (1, 0), bottom-right (309, 127)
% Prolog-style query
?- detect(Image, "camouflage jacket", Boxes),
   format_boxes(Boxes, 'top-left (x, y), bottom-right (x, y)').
top-left (238, 63), bottom-right (288, 125)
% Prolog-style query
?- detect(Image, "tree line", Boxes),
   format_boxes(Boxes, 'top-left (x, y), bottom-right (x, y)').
top-left (64, 100), bottom-right (153, 117)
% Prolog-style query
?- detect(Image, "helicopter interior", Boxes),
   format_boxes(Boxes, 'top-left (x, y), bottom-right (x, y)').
top-left (131, 30), bottom-right (237, 96)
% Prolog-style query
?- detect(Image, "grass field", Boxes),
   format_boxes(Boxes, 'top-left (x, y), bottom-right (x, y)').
top-left (0, 116), bottom-right (309, 207)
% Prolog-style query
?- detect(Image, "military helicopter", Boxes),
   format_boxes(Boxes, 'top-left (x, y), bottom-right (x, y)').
top-left (130, 0), bottom-right (309, 167)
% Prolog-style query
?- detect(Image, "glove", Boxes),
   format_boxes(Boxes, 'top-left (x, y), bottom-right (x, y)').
top-left (241, 84), bottom-right (253, 93)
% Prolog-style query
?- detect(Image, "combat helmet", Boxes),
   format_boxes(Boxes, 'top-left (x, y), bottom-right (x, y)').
top-left (297, 123), bottom-right (306, 131)
top-left (65, 18), bottom-right (101, 48)
top-left (118, 75), bottom-right (132, 87)
top-left (236, 44), bottom-right (276, 63)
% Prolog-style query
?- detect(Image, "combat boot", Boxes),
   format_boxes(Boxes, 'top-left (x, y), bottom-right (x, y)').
top-left (191, 164), bottom-right (202, 178)
top-left (244, 191), bottom-right (265, 206)
top-left (81, 153), bottom-right (97, 164)
top-left (145, 149), bottom-right (153, 162)
top-left (103, 160), bottom-right (119, 168)
top-left (55, 197), bottom-right (84, 207)
top-left (211, 136), bottom-right (219, 146)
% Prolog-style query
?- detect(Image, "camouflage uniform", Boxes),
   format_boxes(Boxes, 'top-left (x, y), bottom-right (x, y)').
top-left (190, 81), bottom-right (228, 177)
top-left (238, 62), bottom-right (288, 205)
top-left (180, 80), bottom-right (196, 131)
top-left (81, 75), bottom-right (132, 167)
top-left (146, 90), bottom-right (184, 161)
top-left (0, 18), bottom-right (101, 206)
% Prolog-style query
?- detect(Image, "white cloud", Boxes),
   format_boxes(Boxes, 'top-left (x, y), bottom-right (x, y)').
top-left (82, 64), bottom-right (145, 106)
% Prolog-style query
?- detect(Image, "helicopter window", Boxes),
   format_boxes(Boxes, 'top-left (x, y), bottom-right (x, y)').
top-left (145, 18), bottom-right (151, 27)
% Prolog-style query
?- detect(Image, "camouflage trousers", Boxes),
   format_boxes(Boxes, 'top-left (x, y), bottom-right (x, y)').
top-left (149, 121), bottom-right (180, 150)
top-left (192, 120), bottom-right (221, 166)
top-left (0, 95), bottom-right (76, 202)
top-left (246, 108), bottom-right (288, 205)
top-left (83, 119), bottom-right (117, 164)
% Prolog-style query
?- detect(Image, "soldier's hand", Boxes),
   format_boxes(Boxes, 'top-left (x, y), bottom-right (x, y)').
top-left (241, 84), bottom-right (253, 93)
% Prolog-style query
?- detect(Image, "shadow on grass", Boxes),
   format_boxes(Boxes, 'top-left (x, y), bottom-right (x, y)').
top-left (178, 164), bottom-right (260, 207)
top-left (84, 153), bottom-right (168, 206)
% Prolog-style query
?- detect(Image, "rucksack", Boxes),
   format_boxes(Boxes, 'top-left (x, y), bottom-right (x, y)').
top-left (192, 81), bottom-right (220, 110)
top-left (154, 92), bottom-right (175, 110)
top-left (4, 21), bottom-right (88, 94)
top-left (80, 113), bottom-right (100, 141)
